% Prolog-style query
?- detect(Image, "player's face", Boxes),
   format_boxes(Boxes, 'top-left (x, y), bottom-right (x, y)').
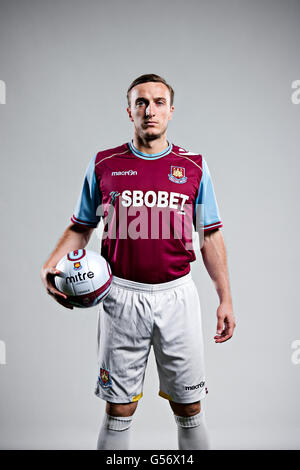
top-left (127, 82), bottom-right (174, 141)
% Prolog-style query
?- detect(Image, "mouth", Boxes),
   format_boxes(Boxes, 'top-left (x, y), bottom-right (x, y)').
top-left (144, 121), bottom-right (158, 126)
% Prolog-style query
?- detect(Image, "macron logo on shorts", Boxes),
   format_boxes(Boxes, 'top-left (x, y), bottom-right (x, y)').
top-left (185, 381), bottom-right (205, 391)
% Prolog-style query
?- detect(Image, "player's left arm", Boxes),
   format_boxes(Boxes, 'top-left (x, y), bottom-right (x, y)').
top-left (200, 228), bottom-right (236, 343)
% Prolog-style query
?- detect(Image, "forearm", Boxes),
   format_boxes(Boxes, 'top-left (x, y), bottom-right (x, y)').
top-left (42, 223), bottom-right (94, 269)
top-left (200, 229), bottom-right (232, 304)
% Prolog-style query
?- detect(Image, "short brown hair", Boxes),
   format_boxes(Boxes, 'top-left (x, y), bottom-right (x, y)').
top-left (127, 73), bottom-right (174, 107)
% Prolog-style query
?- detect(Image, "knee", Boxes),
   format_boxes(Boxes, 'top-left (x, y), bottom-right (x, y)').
top-left (106, 401), bottom-right (138, 417)
top-left (169, 400), bottom-right (201, 417)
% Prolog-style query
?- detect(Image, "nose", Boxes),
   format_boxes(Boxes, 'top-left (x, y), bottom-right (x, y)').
top-left (145, 102), bottom-right (155, 117)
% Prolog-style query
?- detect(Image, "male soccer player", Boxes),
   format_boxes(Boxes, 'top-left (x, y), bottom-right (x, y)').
top-left (41, 74), bottom-right (235, 450)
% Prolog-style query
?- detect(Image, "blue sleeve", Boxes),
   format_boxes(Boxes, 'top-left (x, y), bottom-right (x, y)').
top-left (71, 154), bottom-right (102, 228)
top-left (193, 157), bottom-right (223, 232)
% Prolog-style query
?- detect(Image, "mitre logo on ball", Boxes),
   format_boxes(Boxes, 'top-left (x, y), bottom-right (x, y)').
top-left (55, 249), bottom-right (112, 308)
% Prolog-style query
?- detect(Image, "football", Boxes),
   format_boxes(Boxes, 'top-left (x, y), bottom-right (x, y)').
top-left (55, 249), bottom-right (112, 308)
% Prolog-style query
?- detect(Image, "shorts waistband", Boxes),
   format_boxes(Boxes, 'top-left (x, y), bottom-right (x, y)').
top-left (111, 272), bottom-right (193, 293)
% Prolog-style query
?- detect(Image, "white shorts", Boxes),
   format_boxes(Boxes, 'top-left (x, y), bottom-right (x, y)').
top-left (94, 271), bottom-right (208, 404)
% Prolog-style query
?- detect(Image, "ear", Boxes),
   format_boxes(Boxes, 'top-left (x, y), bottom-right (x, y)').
top-left (127, 106), bottom-right (134, 122)
top-left (168, 105), bottom-right (175, 121)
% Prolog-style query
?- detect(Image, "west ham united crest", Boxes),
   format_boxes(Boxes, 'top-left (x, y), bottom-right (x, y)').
top-left (168, 166), bottom-right (187, 184)
top-left (98, 368), bottom-right (112, 388)
top-left (73, 262), bottom-right (82, 271)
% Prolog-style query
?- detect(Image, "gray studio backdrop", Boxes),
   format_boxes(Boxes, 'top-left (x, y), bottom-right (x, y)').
top-left (0, 0), bottom-right (299, 449)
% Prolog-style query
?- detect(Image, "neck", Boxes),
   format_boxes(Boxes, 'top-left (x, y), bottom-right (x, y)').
top-left (132, 134), bottom-right (169, 154)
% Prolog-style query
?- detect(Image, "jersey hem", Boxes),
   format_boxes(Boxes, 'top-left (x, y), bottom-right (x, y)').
top-left (204, 221), bottom-right (223, 232)
top-left (70, 215), bottom-right (98, 228)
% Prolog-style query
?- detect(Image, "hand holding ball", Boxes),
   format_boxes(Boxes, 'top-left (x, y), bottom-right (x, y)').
top-left (55, 249), bottom-right (112, 308)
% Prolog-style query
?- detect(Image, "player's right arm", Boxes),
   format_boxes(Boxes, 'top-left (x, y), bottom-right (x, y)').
top-left (40, 224), bottom-right (95, 309)
top-left (41, 154), bottom-right (102, 309)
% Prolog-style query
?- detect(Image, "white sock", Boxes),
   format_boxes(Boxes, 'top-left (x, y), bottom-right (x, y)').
top-left (174, 409), bottom-right (211, 450)
top-left (97, 412), bottom-right (133, 450)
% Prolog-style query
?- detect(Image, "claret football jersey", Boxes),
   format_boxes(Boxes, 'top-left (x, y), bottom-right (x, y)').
top-left (71, 141), bottom-right (222, 283)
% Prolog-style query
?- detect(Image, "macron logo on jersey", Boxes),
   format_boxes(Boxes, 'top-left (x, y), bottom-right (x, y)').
top-left (112, 170), bottom-right (137, 176)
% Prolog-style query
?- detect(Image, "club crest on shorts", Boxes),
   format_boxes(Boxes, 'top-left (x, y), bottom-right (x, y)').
top-left (98, 368), bottom-right (112, 388)
top-left (168, 166), bottom-right (187, 184)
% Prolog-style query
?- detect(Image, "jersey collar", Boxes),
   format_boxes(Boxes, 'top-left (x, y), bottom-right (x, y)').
top-left (128, 140), bottom-right (173, 159)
